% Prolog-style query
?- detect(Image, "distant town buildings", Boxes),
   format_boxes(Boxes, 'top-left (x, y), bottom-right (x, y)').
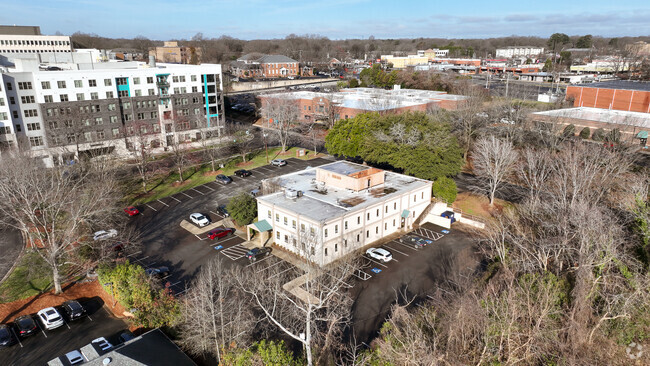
top-left (231, 54), bottom-right (303, 79)
top-left (252, 161), bottom-right (432, 266)
top-left (0, 25), bottom-right (72, 54)
top-left (626, 41), bottom-right (650, 56)
top-left (258, 87), bottom-right (469, 124)
top-left (0, 57), bottom-right (224, 167)
top-left (150, 41), bottom-right (201, 64)
top-left (380, 54), bottom-right (428, 69)
top-left (495, 46), bottom-right (545, 58)
top-left (417, 49), bottom-right (450, 59)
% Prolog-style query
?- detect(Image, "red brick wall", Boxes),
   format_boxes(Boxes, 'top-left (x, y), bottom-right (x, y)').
top-left (261, 62), bottom-right (299, 78)
top-left (566, 86), bottom-right (650, 113)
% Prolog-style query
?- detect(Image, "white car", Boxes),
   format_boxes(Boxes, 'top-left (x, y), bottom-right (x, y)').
top-left (189, 213), bottom-right (210, 227)
top-left (271, 159), bottom-right (287, 167)
top-left (37, 307), bottom-right (64, 330)
top-left (92, 337), bottom-right (113, 352)
top-left (64, 350), bottom-right (85, 365)
top-left (366, 248), bottom-right (392, 263)
top-left (93, 229), bottom-right (118, 241)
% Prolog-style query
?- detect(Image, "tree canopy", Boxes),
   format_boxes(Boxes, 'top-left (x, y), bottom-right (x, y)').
top-left (227, 193), bottom-right (257, 226)
top-left (325, 112), bottom-right (463, 180)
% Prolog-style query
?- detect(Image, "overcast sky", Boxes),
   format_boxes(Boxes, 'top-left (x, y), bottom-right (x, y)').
top-left (2, 0), bottom-right (649, 40)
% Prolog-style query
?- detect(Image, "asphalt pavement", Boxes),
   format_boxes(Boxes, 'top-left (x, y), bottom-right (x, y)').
top-left (0, 228), bottom-right (24, 282)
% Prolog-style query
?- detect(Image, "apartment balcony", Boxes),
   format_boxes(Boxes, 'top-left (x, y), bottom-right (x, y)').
top-left (156, 80), bottom-right (169, 86)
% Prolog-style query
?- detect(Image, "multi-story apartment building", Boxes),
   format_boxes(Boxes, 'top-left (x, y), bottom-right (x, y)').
top-left (254, 161), bottom-right (432, 266)
top-left (231, 54), bottom-right (299, 79)
top-left (495, 46), bottom-right (545, 58)
top-left (0, 25), bottom-right (72, 55)
top-left (150, 41), bottom-right (201, 64)
top-left (0, 59), bottom-right (224, 166)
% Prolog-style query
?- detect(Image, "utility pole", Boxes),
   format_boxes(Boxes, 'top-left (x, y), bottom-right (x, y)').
top-left (505, 73), bottom-right (510, 98)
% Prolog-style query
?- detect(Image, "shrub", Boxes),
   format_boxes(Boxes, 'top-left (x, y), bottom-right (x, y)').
top-left (579, 127), bottom-right (591, 139)
top-left (562, 124), bottom-right (576, 138)
top-left (432, 176), bottom-right (458, 203)
top-left (227, 193), bottom-right (258, 226)
top-left (592, 128), bottom-right (606, 141)
top-left (607, 128), bottom-right (621, 143)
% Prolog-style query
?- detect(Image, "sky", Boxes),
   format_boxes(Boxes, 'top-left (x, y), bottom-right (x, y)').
top-left (2, 0), bottom-right (650, 40)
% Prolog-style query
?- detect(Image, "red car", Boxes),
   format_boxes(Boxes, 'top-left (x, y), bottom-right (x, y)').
top-left (124, 206), bottom-right (139, 216)
top-left (207, 228), bottom-right (235, 240)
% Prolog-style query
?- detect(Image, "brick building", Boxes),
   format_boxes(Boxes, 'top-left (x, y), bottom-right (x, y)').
top-left (565, 81), bottom-right (650, 113)
top-left (258, 87), bottom-right (468, 124)
top-left (231, 54), bottom-right (299, 79)
top-left (150, 41), bottom-right (201, 64)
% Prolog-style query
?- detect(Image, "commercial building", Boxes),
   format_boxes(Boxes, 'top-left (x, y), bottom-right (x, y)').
top-left (0, 57), bottom-right (224, 166)
top-left (417, 49), bottom-right (450, 59)
top-left (231, 54), bottom-right (300, 79)
top-left (0, 25), bottom-right (72, 55)
top-left (495, 46), bottom-right (544, 58)
top-left (150, 41), bottom-right (201, 64)
top-left (531, 107), bottom-right (650, 146)
top-left (569, 60), bottom-right (629, 73)
top-left (253, 161), bottom-right (432, 266)
top-left (258, 87), bottom-right (469, 124)
top-left (565, 81), bottom-right (650, 113)
top-left (430, 58), bottom-right (481, 67)
top-left (380, 54), bottom-right (429, 69)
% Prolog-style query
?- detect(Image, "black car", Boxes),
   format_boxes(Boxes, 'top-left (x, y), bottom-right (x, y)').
top-left (215, 174), bottom-right (232, 184)
top-left (400, 235), bottom-right (429, 248)
top-left (217, 205), bottom-right (229, 217)
top-left (119, 330), bottom-right (136, 343)
top-left (62, 300), bottom-right (86, 321)
top-left (0, 324), bottom-right (16, 348)
top-left (246, 247), bottom-right (272, 262)
top-left (234, 169), bottom-right (252, 178)
top-left (146, 266), bottom-right (170, 279)
top-left (14, 315), bottom-right (37, 337)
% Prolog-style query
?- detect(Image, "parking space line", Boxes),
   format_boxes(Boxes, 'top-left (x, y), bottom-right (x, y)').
top-left (169, 196), bottom-right (181, 202)
top-left (145, 203), bottom-right (158, 212)
top-left (36, 320), bottom-right (47, 338)
top-left (86, 313), bottom-right (93, 321)
top-left (390, 239), bottom-right (420, 252)
top-left (11, 328), bottom-right (23, 347)
top-left (268, 265), bottom-right (296, 279)
top-left (214, 235), bottom-right (240, 245)
top-left (126, 250), bottom-right (142, 257)
top-left (255, 258), bottom-right (283, 273)
top-left (62, 317), bottom-right (71, 329)
top-left (382, 244), bottom-right (409, 257)
top-left (352, 269), bottom-right (372, 281)
top-left (180, 191), bottom-right (193, 199)
top-left (208, 211), bottom-right (224, 220)
top-left (191, 188), bottom-right (205, 195)
top-left (245, 255), bottom-right (271, 268)
top-left (202, 184), bottom-right (215, 191)
top-left (221, 244), bottom-right (249, 260)
top-left (157, 199), bottom-right (169, 207)
top-left (363, 255), bottom-right (388, 268)
top-left (194, 234), bottom-right (208, 241)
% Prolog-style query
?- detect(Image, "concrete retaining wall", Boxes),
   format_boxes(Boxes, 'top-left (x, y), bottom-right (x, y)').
top-left (229, 78), bottom-right (337, 92)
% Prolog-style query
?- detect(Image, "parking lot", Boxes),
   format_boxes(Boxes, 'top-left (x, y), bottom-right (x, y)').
top-left (0, 297), bottom-right (129, 366)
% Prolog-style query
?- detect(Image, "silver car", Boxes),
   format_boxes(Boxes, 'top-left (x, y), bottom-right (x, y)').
top-left (366, 248), bottom-right (392, 262)
top-left (37, 307), bottom-right (64, 330)
top-left (189, 213), bottom-right (210, 227)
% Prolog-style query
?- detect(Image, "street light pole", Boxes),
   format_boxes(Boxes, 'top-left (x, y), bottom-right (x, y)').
top-left (104, 282), bottom-right (117, 307)
top-left (263, 133), bottom-right (269, 163)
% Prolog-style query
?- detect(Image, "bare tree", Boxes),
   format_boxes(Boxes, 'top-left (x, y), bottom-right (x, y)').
top-left (472, 136), bottom-right (518, 205)
top-left (260, 96), bottom-right (299, 152)
top-left (0, 152), bottom-right (120, 293)
top-left (450, 80), bottom-right (490, 160)
top-left (125, 121), bottom-right (157, 193)
top-left (178, 257), bottom-right (254, 363)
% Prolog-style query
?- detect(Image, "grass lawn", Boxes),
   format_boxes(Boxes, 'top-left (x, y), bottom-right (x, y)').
top-left (0, 251), bottom-right (52, 303)
top-left (452, 192), bottom-right (514, 221)
top-left (127, 147), bottom-right (325, 205)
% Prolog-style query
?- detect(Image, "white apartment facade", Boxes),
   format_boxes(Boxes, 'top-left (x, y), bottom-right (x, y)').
top-left (495, 46), bottom-right (545, 58)
top-left (0, 59), bottom-right (224, 166)
top-left (0, 35), bottom-right (72, 54)
top-left (256, 161), bottom-right (432, 266)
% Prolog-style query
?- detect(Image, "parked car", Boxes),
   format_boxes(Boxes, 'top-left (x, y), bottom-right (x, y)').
top-left (119, 330), bottom-right (136, 343)
top-left (250, 188), bottom-right (261, 197)
top-left (123, 206), bottom-right (140, 216)
top-left (270, 159), bottom-right (287, 167)
top-left (92, 337), bottom-right (113, 352)
top-left (400, 235), bottom-right (430, 248)
top-left (207, 227), bottom-right (235, 240)
top-left (37, 307), bottom-right (64, 330)
top-left (366, 248), bottom-right (392, 262)
top-left (62, 300), bottom-right (86, 321)
top-left (93, 229), bottom-right (118, 241)
top-left (145, 266), bottom-right (170, 278)
top-left (14, 315), bottom-right (37, 337)
top-left (189, 213), bottom-right (210, 227)
top-left (215, 174), bottom-right (232, 184)
top-left (216, 205), bottom-right (229, 217)
top-left (64, 350), bottom-right (85, 365)
top-left (0, 324), bottom-right (16, 348)
top-left (234, 169), bottom-right (252, 177)
top-left (246, 247), bottom-right (272, 262)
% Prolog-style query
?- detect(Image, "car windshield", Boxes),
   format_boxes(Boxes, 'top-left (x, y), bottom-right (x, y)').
top-left (0, 328), bottom-right (9, 338)
top-left (196, 215), bottom-right (205, 220)
top-left (68, 302), bottom-right (81, 311)
top-left (50, 316), bottom-right (61, 322)
top-left (18, 318), bottom-right (33, 327)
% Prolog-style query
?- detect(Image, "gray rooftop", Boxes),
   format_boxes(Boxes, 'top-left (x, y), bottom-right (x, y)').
top-left (575, 80), bottom-right (650, 92)
top-left (533, 107), bottom-right (650, 129)
top-left (258, 161), bottom-right (431, 223)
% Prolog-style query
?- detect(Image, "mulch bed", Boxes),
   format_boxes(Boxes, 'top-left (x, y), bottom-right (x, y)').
top-left (203, 170), bottom-right (223, 176)
top-left (235, 161), bottom-right (254, 167)
top-left (0, 280), bottom-right (128, 323)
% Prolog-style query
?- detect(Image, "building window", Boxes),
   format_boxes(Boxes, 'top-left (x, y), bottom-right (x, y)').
top-left (60, 94), bottom-right (68, 102)
top-left (0, 112), bottom-right (7, 121)
top-left (385, 223), bottom-right (387, 230)
top-left (376, 226), bottom-right (379, 234)
top-left (335, 225), bottom-right (338, 234)
top-left (151, 111), bottom-right (158, 119)
top-left (293, 238), bottom-right (297, 247)
top-left (413, 195), bottom-right (416, 202)
top-left (268, 210), bottom-right (272, 219)
top-left (147, 77), bottom-right (153, 84)
top-left (301, 223), bottom-right (305, 232)
top-left (29, 136), bottom-right (44, 147)
top-left (292, 220), bottom-right (296, 229)
top-left (324, 248), bottom-right (328, 256)
top-left (284, 235), bottom-right (288, 243)
top-left (76, 93), bottom-right (85, 101)
top-left (26, 122), bottom-right (40, 131)
top-left (74, 80), bottom-right (82, 88)
top-left (356, 235), bottom-right (360, 242)
top-left (192, 86), bottom-right (198, 93)
top-left (104, 79), bottom-right (112, 86)
top-left (90, 92), bottom-right (98, 100)
top-left (324, 228), bottom-right (328, 238)
top-left (57, 81), bottom-right (66, 88)
top-left (276, 231), bottom-right (280, 239)
top-left (357, 216), bottom-right (360, 224)
top-left (116, 78), bottom-right (127, 86)
top-left (393, 219), bottom-right (396, 226)
top-left (5, 82), bottom-right (12, 90)
top-left (18, 82), bottom-right (33, 90)
top-left (97, 131), bottom-right (105, 139)
top-left (12, 111), bottom-right (18, 119)
top-left (366, 230), bottom-right (369, 238)
top-left (95, 117), bottom-right (103, 125)
top-left (422, 192), bottom-right (424, 199)
top-left (9, 97), bottom-right (14, 104)
top-left (385, 206), bottom-right (388, 213)
top-left (118, 90), bottom-right (129, 97)
top-left (112, 128), bottom-right (119, 137)
top-left (24, 109), bottom-right (38, 117)
top-left (42, 81), bottom-right (51, 89)
top-left (310, 227), bottom-right (315, 235)
top-left (88, 79), bottom-right (96, 87)
top-left (106, 91), bottom-right (114, 98)
top-left (394, 202), bottom-right (397, 210)
top-left (367, 213), bottom-right (370, 220)
top-left (123, 114), bottom-right (132, 121)
top-left (44, 95), bottom-right (53, 103)
top-left (275, 214), bottom-right (279, 222)
top-left (335, 243), bottom-right (338, 252)
top-left (133, 77), bottom-right (140, 85)
top-left (377, 209), bottom-right (379, 217)
top-left (20, 96), bottom-right (35, 104)
top-left (15, 124), bottom-right (21, 132)
top-left (283, 216), bottom-right (288, 225)
top-left (148, 89), bottom-right (155, 96)
top-left (137, 113), bottom-right (145, 120)
top-left (344, 221), bottom-right (348, 230)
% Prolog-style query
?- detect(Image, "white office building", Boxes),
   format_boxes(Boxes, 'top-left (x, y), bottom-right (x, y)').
top-left (495, 46), bottom-right (545, 58)
top-left (254, 161), bottom-right (433, 266)
top-left (0, 58), bottom-right (224, 166)
top-left (0, 25), bottom-right (72, 55)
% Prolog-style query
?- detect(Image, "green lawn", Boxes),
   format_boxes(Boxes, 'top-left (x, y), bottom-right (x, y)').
top-left (127, 147), bottom-right (325, 205)
top-left (0, 251), bottom-right (52, 303)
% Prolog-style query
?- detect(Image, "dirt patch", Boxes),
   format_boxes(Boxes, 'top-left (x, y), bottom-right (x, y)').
top-left (453, 192), bottom-right (505, 219)
top-left (235, 161), bottom-right (254, 167)
top-left (0, 280), bottom-right (127, 323)
top-left (203, 170), bottom-right (223, 176)
top-left (171, 180), bottom-right (191, 188)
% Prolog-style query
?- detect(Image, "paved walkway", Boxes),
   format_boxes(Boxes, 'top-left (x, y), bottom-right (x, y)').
top-left (0, 228), bottom-right (25, 283)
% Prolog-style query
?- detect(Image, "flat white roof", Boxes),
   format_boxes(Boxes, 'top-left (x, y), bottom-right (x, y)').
top-left (533, 107), bottom-right (650, 129)
top-left (258, 161), bottom-right (431, 223)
